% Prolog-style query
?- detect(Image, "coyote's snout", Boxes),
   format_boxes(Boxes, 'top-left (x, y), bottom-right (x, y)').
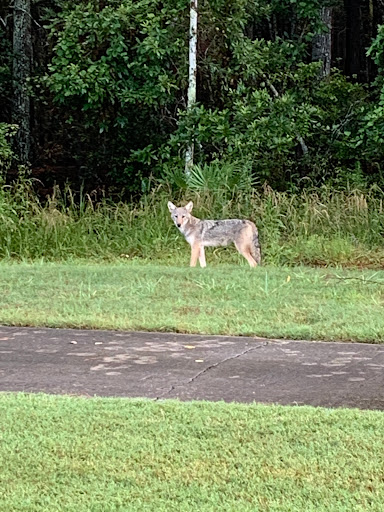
top-left (168, 201), bottom-right (261, 267)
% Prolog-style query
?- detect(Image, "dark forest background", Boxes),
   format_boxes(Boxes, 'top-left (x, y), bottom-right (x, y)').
top-left (1, 0), bottom-right (384, 196)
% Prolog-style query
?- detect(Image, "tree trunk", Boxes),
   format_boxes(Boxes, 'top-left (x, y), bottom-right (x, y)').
top-left (12, 0), bottom-right (32, 165)
top-left (344, 0), bottom-right (361, 78)
top-left (312, 7), bottom-right (332, 77)
top-left (185, 0), bottom-right (197, 176)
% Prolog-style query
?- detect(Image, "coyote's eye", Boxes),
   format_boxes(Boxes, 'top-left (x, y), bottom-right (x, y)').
top-left (182, 215), bottom-right (185, 218)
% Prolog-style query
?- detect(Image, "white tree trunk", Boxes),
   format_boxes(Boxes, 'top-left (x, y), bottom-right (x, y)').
top-left (13, 0), bottom-right (32, 165)
top-left (185, 0), bottom-right (197, 176)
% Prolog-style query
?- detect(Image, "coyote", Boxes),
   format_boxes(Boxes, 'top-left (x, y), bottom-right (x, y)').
top-left (168, 201), bottom-right (261, 267)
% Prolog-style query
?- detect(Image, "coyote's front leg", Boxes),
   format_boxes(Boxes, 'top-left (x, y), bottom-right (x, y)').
top-left (199, 246), bottom-right (206, 268)
top-left (190, 243), bottom-right (201, 267)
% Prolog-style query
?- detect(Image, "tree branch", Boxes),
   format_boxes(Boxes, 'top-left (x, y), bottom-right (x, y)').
top-left (264, 75), bottom-right (309, 155)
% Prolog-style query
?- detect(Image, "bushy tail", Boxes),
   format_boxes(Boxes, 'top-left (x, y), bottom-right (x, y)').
top-left (250, 226), bottom-right (261, 265)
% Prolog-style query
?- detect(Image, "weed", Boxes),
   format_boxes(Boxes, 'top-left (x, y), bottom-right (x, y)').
top-left (0, 180), bottom-right (384, 267)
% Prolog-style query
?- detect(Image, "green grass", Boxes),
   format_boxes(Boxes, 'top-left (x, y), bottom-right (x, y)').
top-left (1, 260), bottom-right (384, 341)
top-left (1, 394), bottom-right (383, 511)
top-left (1, 181), bottom-right (384, 267)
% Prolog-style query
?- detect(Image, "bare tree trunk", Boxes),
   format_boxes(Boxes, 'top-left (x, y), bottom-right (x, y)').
top-left (185, 0), bottom-right (197, 176)
top-left (344, 0), bottom-right (361, 78)
top-left (312, 7), bottom-right (332, 77)
top-left (12, 0), bottom-right (32, 165)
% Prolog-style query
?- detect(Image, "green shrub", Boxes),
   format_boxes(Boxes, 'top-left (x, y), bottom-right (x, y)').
top-left (0, 123), bottom-right (17, 175)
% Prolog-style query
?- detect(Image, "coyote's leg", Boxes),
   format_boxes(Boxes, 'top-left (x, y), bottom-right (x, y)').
top-left (235, 241), bottom-right (258, 267)
top-left (235, 225), bottom-right (259, 267)
top-left (199, 246), bottom-right (206, 268)
top-left (241, 248), bottom-right (258, 267)
top-left (190, 243), bottom-right (201, 267)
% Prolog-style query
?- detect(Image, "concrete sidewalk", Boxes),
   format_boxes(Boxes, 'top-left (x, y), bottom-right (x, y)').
top-left (0, 326), bottom-right (383, 410)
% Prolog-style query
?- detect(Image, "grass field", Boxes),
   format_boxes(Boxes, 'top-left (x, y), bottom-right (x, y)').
top-left (2, 184), bottom-right (384, 511)
top-left (1, 182), bottom-right (384, 267)
top-left (1, 260), bottom-right (384, 341)
top-left (1, 394), bottom-right (383, 512)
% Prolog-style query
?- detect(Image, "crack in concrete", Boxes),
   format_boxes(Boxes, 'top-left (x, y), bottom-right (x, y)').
top-left (155, 341), bottom-right (269, 400)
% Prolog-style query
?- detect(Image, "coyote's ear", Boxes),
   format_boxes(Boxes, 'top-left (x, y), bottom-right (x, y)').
top-left (185, 201), bottom-right (193, 212)
top-left (168, 201), bottom-right (176, 212)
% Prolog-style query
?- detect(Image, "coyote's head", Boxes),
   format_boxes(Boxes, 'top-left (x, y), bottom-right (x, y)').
top-left (168, 201), bottom-right (193, 230)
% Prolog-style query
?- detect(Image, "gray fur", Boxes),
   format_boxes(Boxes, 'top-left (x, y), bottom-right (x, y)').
top-left (168, 201), bottom-right (261, 267)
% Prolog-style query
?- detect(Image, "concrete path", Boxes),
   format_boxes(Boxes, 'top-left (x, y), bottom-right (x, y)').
top-left (0, 326), bottom-right (384, 410)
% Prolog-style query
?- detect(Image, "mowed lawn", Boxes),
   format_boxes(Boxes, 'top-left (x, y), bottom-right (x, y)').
top-left (1, 260), bottom-right (384, 341)
top-left (0, 394), bottom-right (383, 512)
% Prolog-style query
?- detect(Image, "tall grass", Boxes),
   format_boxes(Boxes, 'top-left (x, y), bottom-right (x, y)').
top-left (1, 180), bottom-right (384, 266)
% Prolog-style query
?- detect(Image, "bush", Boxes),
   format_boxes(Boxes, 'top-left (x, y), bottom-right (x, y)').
top-left (0, 123), bottom-right (17, 175)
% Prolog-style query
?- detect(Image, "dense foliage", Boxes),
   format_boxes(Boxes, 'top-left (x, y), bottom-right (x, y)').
top-left (1, 0), bottom-right (384, 192)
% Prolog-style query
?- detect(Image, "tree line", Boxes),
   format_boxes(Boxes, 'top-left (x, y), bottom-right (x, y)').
top-left (1, 0), bottom-right (384, 195)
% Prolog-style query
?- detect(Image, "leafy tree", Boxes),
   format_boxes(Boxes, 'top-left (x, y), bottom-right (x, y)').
top-left (350, 24), bottom-right (384, 185)
top-left (43, 0), bottom-right (188, 189)
top-left (35, 0), bottom-right (384, 191)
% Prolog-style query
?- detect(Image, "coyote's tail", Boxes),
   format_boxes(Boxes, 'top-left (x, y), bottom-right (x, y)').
top-left (250, 225), bottom-right (261, 265)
